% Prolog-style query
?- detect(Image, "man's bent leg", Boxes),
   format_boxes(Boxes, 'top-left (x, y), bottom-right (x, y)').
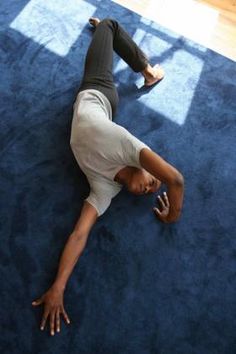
top-left (97, 19), bottom-right (164, 85)
top-left (103, 18), bottom-right (149, 72)
top-left (79, 20), bottom-right (118, 116)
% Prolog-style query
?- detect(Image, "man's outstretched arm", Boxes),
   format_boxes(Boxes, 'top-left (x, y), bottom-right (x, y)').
top-left (32, 201), bottom-right (98, 335)
top-left (140, 148), bottom-right (184, 223)
top-left (53, 201), bottom-right (98, 291)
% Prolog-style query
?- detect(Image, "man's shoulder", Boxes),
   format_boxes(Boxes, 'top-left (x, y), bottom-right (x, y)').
top-left (89, 174), bottom-right (122, 194)
top-left (86, 175), bottom-right (122, 216)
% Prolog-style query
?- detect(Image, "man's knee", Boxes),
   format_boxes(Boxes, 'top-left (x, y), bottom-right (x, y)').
top-left (101, 18), bottom-right (114, 24)
top-left (100, 18), bottom-right (117, 28)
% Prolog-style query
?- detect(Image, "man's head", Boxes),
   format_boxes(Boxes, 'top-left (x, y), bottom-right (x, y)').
top-left (124, 167), bottom-right (161, 195)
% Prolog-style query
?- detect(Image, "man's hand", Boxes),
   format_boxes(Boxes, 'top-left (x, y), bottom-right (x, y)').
top-left (32, 284), bottom-right (71, 336)
top-left (140, 148), bottom-right (184, 222)
top-left (153, 191), bottom-right (170, 223)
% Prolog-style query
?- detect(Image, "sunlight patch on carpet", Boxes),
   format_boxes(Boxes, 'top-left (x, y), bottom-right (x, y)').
top-left (138, 48), bottom-right (205, 125)
top-left (115, 21), bottom-right (206, 126)
top-left (10, 0), bottom-right (96, 56)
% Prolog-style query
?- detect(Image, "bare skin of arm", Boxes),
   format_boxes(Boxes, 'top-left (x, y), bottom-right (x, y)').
top-left (140, 148), bottom-right (184, 223)
top-left (32, 201), bottom-right (98, 336)
top-left (52, 201), bottom-right (98, 291)
top-left (31, 150), bottom-right (183, 334)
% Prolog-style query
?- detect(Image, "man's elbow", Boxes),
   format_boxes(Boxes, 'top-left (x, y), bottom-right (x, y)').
top-left (165, 210), bottom-right (182, 223)
top-left (172, 171), bottom-right (184, 187)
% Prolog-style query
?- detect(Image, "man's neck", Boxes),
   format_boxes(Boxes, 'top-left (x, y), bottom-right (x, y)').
top-left (114, 166), bottom-right (127, 184)
top-left (114, 166), bottom-right (138, 185)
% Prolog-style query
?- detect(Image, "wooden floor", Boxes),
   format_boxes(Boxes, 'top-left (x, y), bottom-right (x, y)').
top-left (113, 0), bottom-right (236, 61)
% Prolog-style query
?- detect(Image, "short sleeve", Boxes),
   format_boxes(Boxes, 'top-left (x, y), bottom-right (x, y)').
top-left (86, 190), bottom-right (112, 216)
top-left (85, 178), bottom-right (122, 216)
top-left (121, 130), bottom-right (151, 168)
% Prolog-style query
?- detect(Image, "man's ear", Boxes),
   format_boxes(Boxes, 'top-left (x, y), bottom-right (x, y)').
top-left (157, 179), bottom-right (162, 190)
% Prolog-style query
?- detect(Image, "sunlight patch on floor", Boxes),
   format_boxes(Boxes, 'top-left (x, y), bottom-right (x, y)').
top-left (138, 47), bottom-right (205, 125)
top-left (113, 0), bottom-right (219, 49)
top-left (142, 0), bottom-right (219, 46)
top-left (114, 21), bottom-right (206, 126)
top-left (10, 0), bottom-right (96, 56)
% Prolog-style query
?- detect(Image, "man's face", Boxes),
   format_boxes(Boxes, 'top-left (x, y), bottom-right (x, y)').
top-left (127, 169), bottom-right (161, 195)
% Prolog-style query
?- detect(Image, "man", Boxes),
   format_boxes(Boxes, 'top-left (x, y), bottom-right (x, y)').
top-left (32, 17), bottom-right (184, 336)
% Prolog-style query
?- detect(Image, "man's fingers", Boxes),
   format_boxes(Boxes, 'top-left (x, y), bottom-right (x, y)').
top-left (163, 192), bottom-right (170, 207)
top-left (56, 309), bottom-right (61, 333)
top-left (32, 298), bottom-right (43, 306)
top-left (50, 310), bottom-right (56, 336)
top-left (40, 310), bottom-right (49, 331)
top-left (153, 207), bottom-right (161, 216)
top-left (62, 307), bottom-right (71, 325)
top-left (157, 195), bottom-right (165, 209)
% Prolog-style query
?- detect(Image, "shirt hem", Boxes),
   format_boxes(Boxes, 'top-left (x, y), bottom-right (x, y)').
top-left (85, 198), bottom-right (101, 217)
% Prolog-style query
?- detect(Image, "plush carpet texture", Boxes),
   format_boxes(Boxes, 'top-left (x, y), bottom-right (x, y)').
top-left (1, 0), bottom-right (236, 353)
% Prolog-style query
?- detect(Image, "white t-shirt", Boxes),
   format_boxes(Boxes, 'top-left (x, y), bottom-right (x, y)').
top-left (70, 89), bottom-right (149, 216)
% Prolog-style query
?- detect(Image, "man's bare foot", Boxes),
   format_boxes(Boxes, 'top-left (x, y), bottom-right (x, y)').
top-left (142, 64), bottom-right (165, 87)
top-left (89, 17), bottom-right (101, 27)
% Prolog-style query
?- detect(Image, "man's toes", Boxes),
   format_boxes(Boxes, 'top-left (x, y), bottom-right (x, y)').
top-left (89, 17), bottom-right (100, 27)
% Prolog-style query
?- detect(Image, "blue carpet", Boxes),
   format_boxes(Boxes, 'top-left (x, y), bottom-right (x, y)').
top-left (1, 1), bottom-right (236, 353)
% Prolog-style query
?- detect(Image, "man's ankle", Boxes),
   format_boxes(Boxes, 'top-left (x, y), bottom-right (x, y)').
top-left (141, 64), bottom-right (155, 80)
